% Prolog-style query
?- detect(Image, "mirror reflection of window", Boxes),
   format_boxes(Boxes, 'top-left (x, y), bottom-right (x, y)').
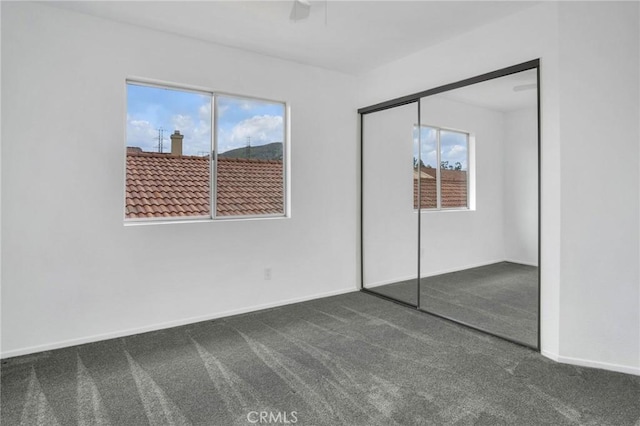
top-left (440, 130), bottom-right (468, 209)
top-left (413, 126), bottom-right (437, 209)
top-left (413, 126), bottom-right (469, 210)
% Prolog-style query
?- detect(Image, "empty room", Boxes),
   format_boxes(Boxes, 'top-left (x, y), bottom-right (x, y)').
top-left (1, 1), bottom-right (639, 425)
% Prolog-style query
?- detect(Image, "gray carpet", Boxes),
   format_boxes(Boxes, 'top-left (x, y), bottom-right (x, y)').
top-left (2, 291), bottom-right (638, 426)
top-left (370, 262), bottom-right (538, 347)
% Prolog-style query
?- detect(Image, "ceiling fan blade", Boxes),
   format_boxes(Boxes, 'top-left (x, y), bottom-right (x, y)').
top-left (290, 0), bottom-right (311, 21)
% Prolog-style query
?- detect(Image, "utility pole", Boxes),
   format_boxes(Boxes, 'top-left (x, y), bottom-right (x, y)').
top-left (157, 128), bottom-right (165, 153)
top-left (246, 136), bottom-right (251, 159)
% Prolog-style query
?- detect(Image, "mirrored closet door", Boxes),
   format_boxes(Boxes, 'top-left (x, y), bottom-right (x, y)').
top-left (362, 102), bottom-right (419, 306)
top-left (360, 61), bottom-right (540, 349)
top-left (418, 68), bottom-right (539, 347)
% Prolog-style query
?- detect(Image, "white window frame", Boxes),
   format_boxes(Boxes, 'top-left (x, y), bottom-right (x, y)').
top-left (124, 79), bottom-right (290, 224)
top-left (416, 124), bottom-right (471, 212)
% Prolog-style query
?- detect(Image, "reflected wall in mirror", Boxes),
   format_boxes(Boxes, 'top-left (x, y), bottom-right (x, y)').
top-left (360, 62), bottom-right (539, 348)
top-left (418, 68), bottom-right (539, 347)
top-left (362, 102), bottom-right (419, 306)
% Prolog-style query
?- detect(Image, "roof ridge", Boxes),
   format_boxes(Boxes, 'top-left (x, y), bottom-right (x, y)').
top-left (126, 152), bottom-right (282, 163)
top-left (218, 157), bottom-right (282, 164)
top-left (127, 152), bottom-right (210, 160)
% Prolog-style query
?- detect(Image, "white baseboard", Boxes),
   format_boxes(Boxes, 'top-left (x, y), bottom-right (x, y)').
top-left (364, 258), bottom-right (507, 288)
top-left (365, 274), bottom-right (418, 288)
top-left (421, 259), bottom-right (509, 279)
top-left (542, 350), bottom-right (639, 376)
top-left (1, 287), bottom-right (356, 359)
top-left (504, 258), bottom-right (539, 267)
top-left (541, 349), bottom-right (559, 361)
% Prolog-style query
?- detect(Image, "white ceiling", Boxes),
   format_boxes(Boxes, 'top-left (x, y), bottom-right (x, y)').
top-left (48, 1), bottom-right (539, 75)
top-left (440, 68), bottom-right (538, 112)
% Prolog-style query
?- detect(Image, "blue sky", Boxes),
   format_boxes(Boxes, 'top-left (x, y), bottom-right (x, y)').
top-left (413, 126), bottom-right (468, 170)
top-left (126, 84), bottom-right (284, 156)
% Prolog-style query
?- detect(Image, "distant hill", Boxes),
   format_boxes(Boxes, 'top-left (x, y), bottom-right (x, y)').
top-left (219, 142), bottom-right (283, 161)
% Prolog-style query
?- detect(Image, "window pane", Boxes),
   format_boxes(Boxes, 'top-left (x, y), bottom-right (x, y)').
top-left (216, 96), bottom-right (285, 217)
top-left (414, 126), bottom-right (437, 209)
top-left (125, 83), bottom-right (211, 219)
top-left (440, 130), bottom-right (468, 208)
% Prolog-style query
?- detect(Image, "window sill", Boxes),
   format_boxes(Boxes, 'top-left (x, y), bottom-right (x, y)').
top-left (413, 208), bottom-right (474, 213)
top-left (124, 214), bottom-right (289, 227)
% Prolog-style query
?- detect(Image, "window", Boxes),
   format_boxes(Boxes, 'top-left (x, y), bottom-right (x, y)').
top-left (125, 82), bottom-right (287, 221)
top-left (413, 126), bottom-right (469, 210)
top-left (216, 95), bottom-right (285, 217)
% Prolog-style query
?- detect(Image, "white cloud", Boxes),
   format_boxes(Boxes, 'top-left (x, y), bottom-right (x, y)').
top-left (445, 144), bottom-right (466, 156)
top-left (126, 118), bottom-right (158, 152)
top-left (441, 144), bottom-right (467, 169)
top-left (171, 114), bottom-right (194, 131)
top-left (422, 150), bottom-right (438, 167)
top-left (170, 112), bottom-right (211, 156)
top-left (219, 114), bottom-right (283, 153)
top-left (217, 100), bottom-right (253, 119)
top-left (217, 104), bottom-right (229, 117)
top-left (199, 103), bottom-right (211, 121)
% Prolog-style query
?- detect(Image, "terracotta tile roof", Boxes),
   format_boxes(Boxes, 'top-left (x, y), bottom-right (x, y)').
top-left (216, 157), bottom-right (284, 216)
top-left (413, 167), bottom-right (468, 209)
top-left (125, 150), bottom-right (283, 219)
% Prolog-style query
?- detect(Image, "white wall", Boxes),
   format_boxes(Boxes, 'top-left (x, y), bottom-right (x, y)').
top-left (504, 107), bottom-right (538, 266)
top-left (359, 2), bottom-right (640, 375)
top-left (362, 103), bottom-right (419, 287)
top-left (557, 1), bottom-right (639, 373)
top-left (1, 2), bottom-right (358, 357)
top-left (419, 96), bottom-right (506, 276)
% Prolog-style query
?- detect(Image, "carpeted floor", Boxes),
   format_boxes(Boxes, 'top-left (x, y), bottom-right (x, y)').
top-left (369, 262), bottom-right (538, 347)
top-left (2, 291), bottom-right (638, 426)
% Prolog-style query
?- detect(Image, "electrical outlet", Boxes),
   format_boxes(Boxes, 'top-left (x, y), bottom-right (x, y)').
top-left (264, 268), bottom-right (272, 280)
